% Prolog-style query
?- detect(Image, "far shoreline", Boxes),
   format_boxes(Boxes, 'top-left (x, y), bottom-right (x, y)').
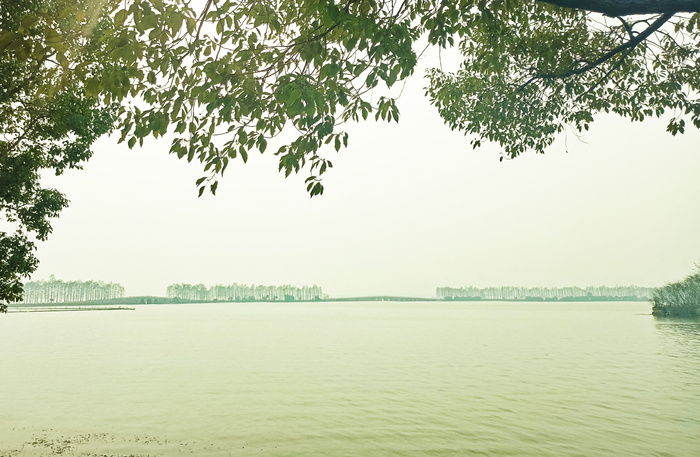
top-left (10, 295), bottom-right (652, 308)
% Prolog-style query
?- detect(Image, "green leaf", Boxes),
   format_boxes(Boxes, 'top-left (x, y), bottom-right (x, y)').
top-left (186, 17), bottom-right (196, 33)
top-left (19, 15), bottom-right (40, 32)
top-left (334, 136), bottom-right (341, 151)
top-left (114, 9), bottom-right (128, 27)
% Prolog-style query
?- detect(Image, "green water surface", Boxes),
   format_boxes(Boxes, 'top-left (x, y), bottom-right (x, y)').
top-left (1, 301), bottom-right (698, 456)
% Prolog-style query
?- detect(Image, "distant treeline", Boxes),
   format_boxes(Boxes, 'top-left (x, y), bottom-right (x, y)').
top-left (22, 276), bottom-right (126, 304)
top-left (651, 270), bottom-right (700, 318)
top-left (166, 283), bottom-right (324, 301)
top-left (437, 285), bottom-right (653, 301)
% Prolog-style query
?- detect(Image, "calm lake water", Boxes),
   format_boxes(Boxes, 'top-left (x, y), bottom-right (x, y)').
top-left (1, 301), bottom-right (698, 456)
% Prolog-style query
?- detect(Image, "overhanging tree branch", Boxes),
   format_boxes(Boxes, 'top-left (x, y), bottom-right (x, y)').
top-left (521, 12), bottom-right (674, 89)
top-left (539, 0), bottom-right (700, 16)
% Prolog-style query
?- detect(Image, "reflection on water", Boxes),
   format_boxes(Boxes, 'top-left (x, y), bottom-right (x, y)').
top-left (655, 318), bottom-right (700, 339)
top-left (1, 301), bottom-right (699, 457)
top-left (655, 318), bottom-right (700, 359)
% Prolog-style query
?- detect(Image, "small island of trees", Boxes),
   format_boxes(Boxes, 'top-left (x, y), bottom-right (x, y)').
top-left (651, 268), bottom-right (700, 318)
top-left (166, 283), bottom-right (324, 302)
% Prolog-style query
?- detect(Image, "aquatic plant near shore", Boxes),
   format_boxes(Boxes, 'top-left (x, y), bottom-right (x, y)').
top-left (651, 267), bottom-right (700, 318)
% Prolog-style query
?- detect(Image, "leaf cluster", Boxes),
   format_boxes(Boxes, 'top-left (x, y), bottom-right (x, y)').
top-left (82, 0), bottom-right (423, 197)
top-left (425, 2), bottom-right (700, 157)
top-left (0, 0), bottom-right (116, 307)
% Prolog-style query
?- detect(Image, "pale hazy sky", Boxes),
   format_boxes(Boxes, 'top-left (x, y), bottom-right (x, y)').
top-left (32, 53), bottom-right (700, 298)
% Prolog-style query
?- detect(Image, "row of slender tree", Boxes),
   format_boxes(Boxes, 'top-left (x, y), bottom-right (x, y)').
top-left (437, 285), bottom-right (654, 300)
top-left (22, 276), bottom-right (126, 304)
top-left (651, 269), bottom-right (700, 317)
top-left (166, 283), bottom-right (324, 302)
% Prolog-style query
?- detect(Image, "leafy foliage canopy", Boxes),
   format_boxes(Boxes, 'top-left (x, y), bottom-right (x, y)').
top-left (1, 0), bottom-right (115, 309)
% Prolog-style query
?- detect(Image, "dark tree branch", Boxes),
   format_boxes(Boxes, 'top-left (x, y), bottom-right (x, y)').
top-left (195, 0), bottom-right (213, 42)
top-left (618, 17), bottom-right (635, 39)
top-left (539, 0), bottom-right (700, 16)
top-left (520, 12), bottom-right (673, 89)
top-left (576, 47), bottom-right (634, 99)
